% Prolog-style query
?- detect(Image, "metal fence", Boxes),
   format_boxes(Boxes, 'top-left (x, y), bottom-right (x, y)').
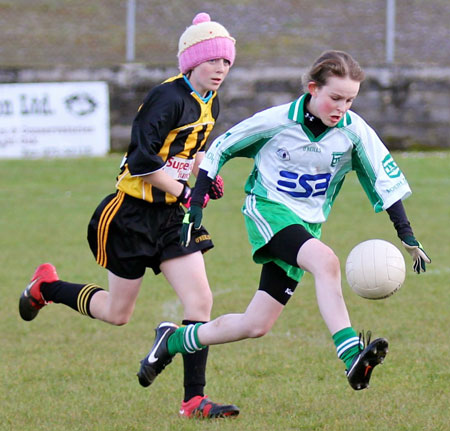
top-left (125, 0), bottom-right (398, 65)
top-left (1, 0), bottom-right (449, 69)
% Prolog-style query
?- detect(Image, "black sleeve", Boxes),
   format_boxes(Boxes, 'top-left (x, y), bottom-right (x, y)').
top-left (386, 200), bottom-right (414, 239)
top-left (190, 169), bottom-right (213, 206)
top-left (126, 85), bottom-right (183, 176)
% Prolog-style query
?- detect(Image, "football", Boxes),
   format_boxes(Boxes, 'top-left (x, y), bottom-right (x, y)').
top-left (345, 239), bottom-right (406, 300)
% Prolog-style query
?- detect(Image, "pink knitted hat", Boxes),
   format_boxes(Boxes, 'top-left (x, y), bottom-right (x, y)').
top-left (178, 12), bottom-right (236, 74)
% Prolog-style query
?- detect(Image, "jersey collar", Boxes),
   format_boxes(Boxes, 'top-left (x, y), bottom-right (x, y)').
top-left (183, 75), bottom-right (214, 103)
top-left (288, 93), bottom-right (352, 128)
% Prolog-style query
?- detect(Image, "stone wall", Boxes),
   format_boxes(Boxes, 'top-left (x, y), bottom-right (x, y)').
top-left (1, 64), bottom-right (449, 152)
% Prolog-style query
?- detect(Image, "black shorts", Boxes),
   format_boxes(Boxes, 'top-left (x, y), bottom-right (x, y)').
top-left (87, 191), bottom-right (214, 279)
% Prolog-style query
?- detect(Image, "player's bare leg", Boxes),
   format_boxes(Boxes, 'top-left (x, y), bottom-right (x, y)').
top-left (20, 265), bottom-right (141, 324)
top-left (88, 271), bottom-right (142, 325)
top-left (296, 238), bottom-right (351, 334)
top-left (160, 252), bottom-right (212, 321)
top-left (195, 238), bottom-right (349, 345)
top-left (138, 251), bottom-right (239, 418)
top-left (197, 290), bottom-right (284, 345)
top-left (297, 238), bottom-right (388, 389)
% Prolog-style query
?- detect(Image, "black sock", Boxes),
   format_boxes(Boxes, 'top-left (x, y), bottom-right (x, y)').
top-left (41, 280), bottom-right (102, 318)
top-left (182, 319), bottom-right (208, 402)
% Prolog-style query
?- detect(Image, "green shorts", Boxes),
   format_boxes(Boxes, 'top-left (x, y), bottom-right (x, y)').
top-left (242, 194), bottom-right (322, 282)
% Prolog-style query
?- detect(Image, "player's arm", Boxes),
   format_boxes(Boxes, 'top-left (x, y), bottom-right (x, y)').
top-left (126, 86), bottom-right (181, 176)
top-left (128, 87), bottom-right (196, 205)
top-left (180, 169), bottom-right (213, 246)
top-left (142, 170), bottom-right (188, 201)
top-left (192, 152), bottom-right (224, 199)
top-left (191, 169), bottom-right (214, 206)
top-left (192, 152), bottom-right (205, 177)
top-left (181, 114), bottom-right (270, 246)
top-left (386, 200), bottom-right (431, 274)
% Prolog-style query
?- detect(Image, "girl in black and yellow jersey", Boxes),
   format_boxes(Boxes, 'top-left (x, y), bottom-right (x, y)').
top-left (19, 13), bottom-right (240, 419)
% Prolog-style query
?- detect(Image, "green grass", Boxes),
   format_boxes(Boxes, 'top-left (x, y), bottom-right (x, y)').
top-left (1, 152), bottom-right (449, 430)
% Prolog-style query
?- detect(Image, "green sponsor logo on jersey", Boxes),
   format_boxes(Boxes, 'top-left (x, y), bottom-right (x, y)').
top-left (382, 154), bottom-right (401, 178)
top-left (331, 152), bottom-right (345, 167)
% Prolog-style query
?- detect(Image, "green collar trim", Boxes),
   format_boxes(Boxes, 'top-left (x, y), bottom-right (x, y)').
top-left (288, 94), bottom-right (352, 128)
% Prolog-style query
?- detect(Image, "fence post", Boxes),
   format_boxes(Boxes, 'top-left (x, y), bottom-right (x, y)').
top-left (126, 0), bottom-right (136, 62)
top-left (386, 0), bottom-right (396, 65)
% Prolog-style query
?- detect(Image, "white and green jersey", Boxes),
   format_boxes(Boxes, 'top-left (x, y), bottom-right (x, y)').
top-left (201, 94), bottom-right (411, 224)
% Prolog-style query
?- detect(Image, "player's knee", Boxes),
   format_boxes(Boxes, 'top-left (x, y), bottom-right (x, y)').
top-left (200, 291), bottom-right (213, 312)
top-left (184, 291), bottom-right (213, 318)
top-left (244, 320), bottom-right (272, 338)
top-left (250, 327), bottom-right (269, 338)
top-left (247, 326), bottom-right (270, 338)
top-left (191, 289), bottom-right (213, 313)
top-left (110, 317), bottom-right (129, 326)
top-left (107, 311), bottom-right (132, 326)
top-left (317, 247), bottom-right (340, 278)
top-left (298, 240), bottom-right (340, 278)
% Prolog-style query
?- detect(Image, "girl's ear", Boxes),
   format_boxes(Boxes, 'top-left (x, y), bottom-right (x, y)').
top-left (307, 81), bottom-right (318, 96)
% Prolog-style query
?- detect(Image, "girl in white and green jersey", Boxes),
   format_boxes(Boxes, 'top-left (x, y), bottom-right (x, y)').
top-left (140, 51), bottom-right (431, 393)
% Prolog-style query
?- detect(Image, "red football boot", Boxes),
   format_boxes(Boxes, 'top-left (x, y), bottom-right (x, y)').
top-left (179, 395), bottom-right (240, 419)
top-left (19, 263), bottom-right (59, 321)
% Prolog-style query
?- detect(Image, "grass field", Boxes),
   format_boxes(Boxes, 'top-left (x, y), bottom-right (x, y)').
top-left (0, 152), bottom-right (449, 431)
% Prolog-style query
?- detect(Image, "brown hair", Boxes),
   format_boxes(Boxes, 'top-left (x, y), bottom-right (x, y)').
top-left (303, 50), bottom-right (365, 90)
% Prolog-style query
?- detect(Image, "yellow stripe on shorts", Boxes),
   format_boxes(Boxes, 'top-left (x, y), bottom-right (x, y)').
top-left (96, 191), bottom-right (125, 267)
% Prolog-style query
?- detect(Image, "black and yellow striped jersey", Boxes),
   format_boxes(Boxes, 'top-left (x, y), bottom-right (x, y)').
top-left (116, 74), bottom-right (220, 204)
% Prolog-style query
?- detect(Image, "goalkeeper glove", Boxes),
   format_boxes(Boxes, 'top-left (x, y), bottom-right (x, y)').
top-left (180, 205), bottom-right (203, 247)
top-left (208, 175), bottom-right (224, 200)
top-left (400, 235), bottom-right (431, 274)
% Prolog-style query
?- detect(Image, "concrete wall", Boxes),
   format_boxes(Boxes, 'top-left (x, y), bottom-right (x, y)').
top-left (1, 65), bottom-right (449, 152)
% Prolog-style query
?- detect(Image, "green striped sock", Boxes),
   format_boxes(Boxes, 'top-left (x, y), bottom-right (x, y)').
top-left (332, 327), bottom-right (363, 369)
top-left (167, 323), bottom-right (207, 355)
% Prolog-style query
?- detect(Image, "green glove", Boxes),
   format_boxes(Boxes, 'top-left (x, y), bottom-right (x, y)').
top-left (180, 205), bottom-right (203, 247)
top-left (400, 235), bottom-right (431, 274)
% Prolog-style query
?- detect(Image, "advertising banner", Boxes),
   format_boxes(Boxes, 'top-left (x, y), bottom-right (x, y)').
top-left (0, 81), bottom-right (110, 159)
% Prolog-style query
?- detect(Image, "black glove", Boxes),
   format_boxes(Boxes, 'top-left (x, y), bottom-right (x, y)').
top-left (400, 235), bottom-right (431, 274)
top-left (208, 175), bottom-right (224, 199)
top-left (180, 205), bottom-right (203, 247)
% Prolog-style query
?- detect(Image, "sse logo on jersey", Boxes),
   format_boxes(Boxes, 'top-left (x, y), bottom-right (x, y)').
top-left (277, 171), bottom-right (331, 198)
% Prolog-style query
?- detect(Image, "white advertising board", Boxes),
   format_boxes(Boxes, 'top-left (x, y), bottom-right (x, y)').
top-left (0, 81), bottom-right (110, 159)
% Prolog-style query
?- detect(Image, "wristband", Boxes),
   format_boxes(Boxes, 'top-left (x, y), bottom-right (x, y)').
top-left (177, 183), bottom-right (192, 205)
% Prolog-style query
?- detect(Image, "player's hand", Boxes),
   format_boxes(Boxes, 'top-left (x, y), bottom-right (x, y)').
top-left (208, 175), bottom-right (224, 200)
top-left (400, 235), bottom-right (431, 274)
top-left (183, 192), bottom-right (210, 209)
top-left (180, 205), bottom-right (203, 247)
top-left (178, 183), bottom-right (210, 209)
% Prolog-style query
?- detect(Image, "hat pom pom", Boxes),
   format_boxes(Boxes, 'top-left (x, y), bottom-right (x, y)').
top-left (193, 12), bottom-right (211, 25)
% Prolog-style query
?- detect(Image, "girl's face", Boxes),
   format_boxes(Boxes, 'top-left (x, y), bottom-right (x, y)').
top-left (188, 58), bottom-right (231, 96)
top-left (307, 76), bottom-right (360, 127)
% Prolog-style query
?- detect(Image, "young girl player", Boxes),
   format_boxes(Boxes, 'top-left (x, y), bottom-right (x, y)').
top-left (19, 12), bottom-right (240, 419)
top-left (139, 50), bottom-right (431, 396)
